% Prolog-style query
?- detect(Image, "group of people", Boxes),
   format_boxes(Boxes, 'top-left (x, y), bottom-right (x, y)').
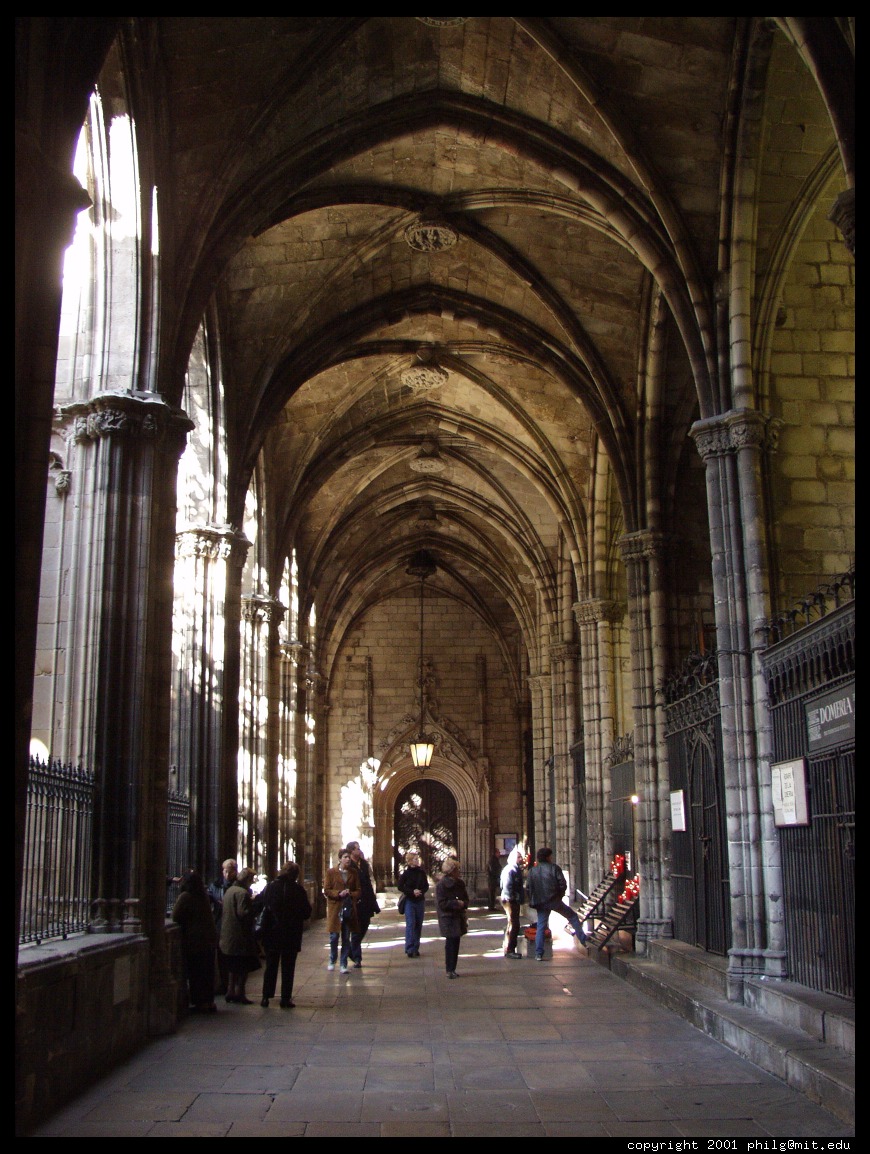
top-left (394, 844), bottom-right (586, 976)
top-left (172, 843), bottom-right (588, 1011)
top-left (172, 856), bottom-right (313, 1012)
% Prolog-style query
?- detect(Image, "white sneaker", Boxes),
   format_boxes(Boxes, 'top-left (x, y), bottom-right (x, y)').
top-left (340, 965), bottom-right (349, 975)
top-left (327, 961), bottom-right (335, 970)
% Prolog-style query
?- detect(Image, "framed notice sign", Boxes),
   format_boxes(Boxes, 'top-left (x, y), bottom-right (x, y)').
top-left (771, 758), bottom-right (809, 827)
top-left (670, 790), bottom-right (686, 832)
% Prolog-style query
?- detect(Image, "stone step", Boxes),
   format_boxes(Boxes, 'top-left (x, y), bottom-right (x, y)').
top-left (603, 942), bottom-right (854, 1127)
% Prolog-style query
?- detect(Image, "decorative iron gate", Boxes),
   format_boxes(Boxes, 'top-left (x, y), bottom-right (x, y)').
top-left (762, 596), bottom-right (855, 999)
top-left (393, 779), bottom-right (458, 880)
top-left (664, 657), bottom-right (731, 956)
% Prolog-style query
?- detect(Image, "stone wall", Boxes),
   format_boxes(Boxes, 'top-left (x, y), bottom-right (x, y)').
top-left (15, 927), bottom-right (184, 1137)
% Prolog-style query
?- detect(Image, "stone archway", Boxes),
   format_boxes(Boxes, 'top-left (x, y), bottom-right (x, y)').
top-left (371, 713), bottom-right (491, 898)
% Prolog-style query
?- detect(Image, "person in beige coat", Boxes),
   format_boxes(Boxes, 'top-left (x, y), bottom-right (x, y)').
top-left (219, 867), bottom-right (260, 1003)
top-left (323, 850), bottom-right (360, 974)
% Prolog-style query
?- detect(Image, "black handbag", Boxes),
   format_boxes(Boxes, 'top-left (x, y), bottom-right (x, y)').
top-left (254, 906), bottom-right (272, 938)
top-left (340, 895), bottom-right (354, 922)
top-left (397, 894), bottom-right (407, 915)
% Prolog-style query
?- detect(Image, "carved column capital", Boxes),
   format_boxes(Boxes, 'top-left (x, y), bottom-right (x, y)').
top-left (572, 598), bottom-right (625, 625)
top-left (242, 593), bottom-right (286, 626)
top-left (828, 187), bottom-right (855, 255)
top-left (618, 530), bottom-right (669, 566)
top-left (60, 391), bottom-right (194, 458)
top-left (690, 410), bottom-right (783, 460)
top-left (550, 641), bottom-right (579, 664)
top-left (176, 523), bottom-right (251, 563)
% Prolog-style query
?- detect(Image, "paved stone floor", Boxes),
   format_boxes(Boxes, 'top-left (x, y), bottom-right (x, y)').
top-left (29, 907), bottom-right (855, 1138)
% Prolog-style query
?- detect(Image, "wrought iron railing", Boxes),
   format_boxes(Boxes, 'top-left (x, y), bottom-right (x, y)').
top-left (20, 757), bottom-right (94, 945)
top-left (165, 789), bottom-right (190, 914)
top-left (21, 757), bottom-right (193, 941)
top-left (763, 566), bottom-right (855, 644)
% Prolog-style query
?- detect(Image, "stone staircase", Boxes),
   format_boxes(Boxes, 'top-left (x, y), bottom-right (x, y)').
top-left (599, 937), bottom-right (854, 1127)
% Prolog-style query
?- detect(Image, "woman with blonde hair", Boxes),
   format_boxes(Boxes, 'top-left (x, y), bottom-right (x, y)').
top-left (397, 850), bottom-right (429, 957)
top-left (435, 857), bottom-right (470, 978)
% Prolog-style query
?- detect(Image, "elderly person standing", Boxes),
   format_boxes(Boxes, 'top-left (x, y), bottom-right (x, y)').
top-left (435, 857), bottom-right (469, 979)
top-left (219, 866), bottom-right (260, 1003)
top-left (499, 846), bottom-right (525, 959)
top-left (397, 850), bottom-right (429, 957)
top-left (323, 849), bottom-right (361, 975)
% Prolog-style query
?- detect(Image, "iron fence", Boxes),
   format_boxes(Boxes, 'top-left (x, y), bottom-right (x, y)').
top-left (762, 597), bottom-right (855, 1000)
top-left (165, 789), bottom-right (190, 914)
top-left (20, 757), bottom-right (94, 945)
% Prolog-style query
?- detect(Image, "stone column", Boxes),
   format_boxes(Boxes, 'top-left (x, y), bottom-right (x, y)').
top-left (278, 639), bottom-right (304, 866)
top-left (57, 392), bottom-right (192, 946)
top-left (690, 410), bottom-right (787, 989)
top-left (550, 641), bottom-right (579, 877)
top-left (526, 672), bottom-right (551, 849)
top-left (572, 598), bottom-right (624, 886)
top-left (617, 531), bottom-right (672, 939)
top-left (173, 525), bottom-right (250, 883)
top-left (239, 594), bottom-right (285, 875)
top-left (15, 135), bottom-right (93, 951)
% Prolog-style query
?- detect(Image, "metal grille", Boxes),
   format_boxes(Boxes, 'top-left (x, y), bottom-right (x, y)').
top-left (20, 758), bottom-right (94, 945)
top-left (763, 600), bottom-right (855, 999)
top-left (166, 789), bottom-right (190, 914)
top-left (665, 679), bottom-right (730, 955)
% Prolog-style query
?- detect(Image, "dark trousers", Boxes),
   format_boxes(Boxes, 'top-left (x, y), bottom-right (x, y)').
top-left (262, 948), bottom-right (298, 1002)
top-left (185, 948), bottom-right (216, 1007)
top-left (501, 899), bottom-right (521, 955)
top-left (444, 935), bottom-right (460, 973)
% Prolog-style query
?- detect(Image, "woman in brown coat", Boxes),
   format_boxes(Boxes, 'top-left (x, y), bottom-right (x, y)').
top-left (323, 849), bottom-right (360, 974)
top-left (218, 866), bottom-right (261, 1003)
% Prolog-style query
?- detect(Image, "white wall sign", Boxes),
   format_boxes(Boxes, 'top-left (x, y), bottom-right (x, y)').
top-left (771, 758), bottom-right (810, 826)
top-left (670, 790), bottom-right (686, 832)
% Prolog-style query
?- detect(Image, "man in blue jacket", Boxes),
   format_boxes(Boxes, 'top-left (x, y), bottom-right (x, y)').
top-left (525, 846), bottom-right (588, 960)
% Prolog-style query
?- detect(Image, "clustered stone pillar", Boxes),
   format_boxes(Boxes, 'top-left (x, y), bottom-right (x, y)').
top-left (526, 671), bottom-right (552, 849)
top-left (572, 598), bottom-right (624, 888)
top-left (173, 525), bottom-right (250, 885)
top-left (617, 531), bottom-right (672, 941)
top-left (549, 641), bottom-right (579, 879)
top-left (239, 594), bottom-right (285, 875)
top-left (58, 392), bottom-right (192, 951)
top-left (690, 409), bottom-right (787, 990)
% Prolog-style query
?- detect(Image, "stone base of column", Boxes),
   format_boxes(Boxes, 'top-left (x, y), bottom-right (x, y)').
top-left (634, 918), bottom-right (673, 951)
top-left (148, 974), bottom-right (181, 1036)
top-left (726, 947), bottom-right (787, 1000)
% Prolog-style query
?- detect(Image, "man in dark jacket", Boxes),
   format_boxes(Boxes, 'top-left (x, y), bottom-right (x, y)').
top-left (525, 847), bottom-right (587, 960)
top-left (257, 861), bottom-right (312, 1008)
top-left (346, 841), bottom-right (380, 968)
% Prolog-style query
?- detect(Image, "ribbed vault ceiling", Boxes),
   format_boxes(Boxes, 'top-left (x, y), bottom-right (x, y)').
top-left (147, 16), bottom-right (831, 665)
